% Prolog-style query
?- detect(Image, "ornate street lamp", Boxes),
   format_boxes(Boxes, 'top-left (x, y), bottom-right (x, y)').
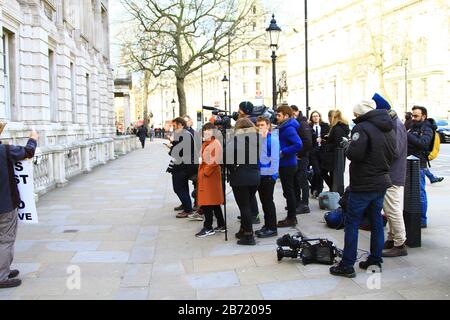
top-left (266, 14), bottom-right (281, 110)
top-left (171, 99), bottom-right (176, 119)
top-left (222, 74), bottom-right (229, 111)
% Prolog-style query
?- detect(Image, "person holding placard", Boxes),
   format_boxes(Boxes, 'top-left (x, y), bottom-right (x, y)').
top-left (0, 123), bottom-right (38, 289)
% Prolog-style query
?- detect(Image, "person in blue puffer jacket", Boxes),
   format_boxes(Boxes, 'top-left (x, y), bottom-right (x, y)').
top-left (275, 105), bottom-right (303, 228)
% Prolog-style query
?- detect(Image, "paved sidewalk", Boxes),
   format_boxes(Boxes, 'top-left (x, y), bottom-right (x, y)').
top-left (1, 140), bottom-right (449, 300)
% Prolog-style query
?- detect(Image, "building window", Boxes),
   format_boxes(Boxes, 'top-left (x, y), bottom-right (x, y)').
top-left (252, 6), bottom-right (257, 14)
top-left (255, 66), bottom-right (261, 75)
top-left (256, 82), bottom-right (261, 91)
top-left (252, 22), bottom-right (257, 32)
top-left (242, 49), bottom-right (247, 60)
top-left (2, 30), bottom-right (15, 120)
top-left (70, 62), bottom-right (76, 123)
top-left (243, 83), bottom-right (248, 96)
top-left (256, 50), bottom-right (260, 59)
top-left (48, 49), bottom-right (57, 122)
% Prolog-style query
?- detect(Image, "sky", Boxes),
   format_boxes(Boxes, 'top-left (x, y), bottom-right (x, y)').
top-left (109, 0), bottom-right (301, 74)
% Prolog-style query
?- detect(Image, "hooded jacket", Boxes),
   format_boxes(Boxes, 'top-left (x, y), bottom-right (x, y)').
top-left (278, 118), bottom-right (303, 168)
top-left (347, 110), bottom-right (396, 192)
top-left (407, 118), bottom-right (436, 169)
top-left (321, 122), bottom-right (350, 171)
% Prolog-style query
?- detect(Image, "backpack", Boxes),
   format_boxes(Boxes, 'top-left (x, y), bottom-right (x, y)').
top-left (428, 131), bottom-right (440, 161)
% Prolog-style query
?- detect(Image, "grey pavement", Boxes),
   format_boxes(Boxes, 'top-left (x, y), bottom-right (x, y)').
top-left (1, 140), bottom-right (450, 300)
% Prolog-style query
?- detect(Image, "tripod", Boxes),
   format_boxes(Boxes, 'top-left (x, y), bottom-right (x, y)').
top-left (202, 106), bottom-right (233, 241)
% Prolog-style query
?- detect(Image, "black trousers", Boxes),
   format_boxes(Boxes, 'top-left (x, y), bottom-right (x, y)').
top-left (232, 186), bottom-right (258, 233)
top-left (172, 169), bottom-right (192, 212)
top-left (279, 166), bottom-right (298, 219)
top-left (140, 138), bottom-right (146, 149)
top-left (310, 149), bottom-right (324, 194)
top-left (294, 157), bottom-right (310, 206)
top-left (202, 206), bottom-right (225, 230)
top-left (258, 176), bottom-right (277, 231)
top-left (321, 169), bottom-right (333, 191)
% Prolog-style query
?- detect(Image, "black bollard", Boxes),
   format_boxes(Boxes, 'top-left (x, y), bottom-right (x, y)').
top-left (333, 147), bottom-right (345, 196)
top-left (403, 156), bottom-right (422, 248)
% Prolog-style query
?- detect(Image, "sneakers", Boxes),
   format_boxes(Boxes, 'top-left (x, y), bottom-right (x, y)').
top-left (176, 211), bottom-right (191, 219)
top-left (235, 229), bottom-right (245, 239)
top-left (256, 229), bottom-right (278, 239)
top-left (188, 211), bottom-right (204, 221)
top-left (174, 205), bottom-right (184, 211)
top-left (384, 240), bottom-right (395, 250)
top-left (382, 245), bottom-right (408, 258)
top-left (359, 259), bottom-right (382, 272)
top-left (277, 217), bottom-right (298, 228)
top-left (329, 263), bottom-right (356, 278)
top-left (296, 205), bottom-right (310, 215)
top-left (195, 228), bottom-right (216, 238)
top-left (431, 177), bottom-right (444, 184)
top-left (0, 278), bottom-right (22, 289)
top-left (214, 226), bottom-right (227, 233)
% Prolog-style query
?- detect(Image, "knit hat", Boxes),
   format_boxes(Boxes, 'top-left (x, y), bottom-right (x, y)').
top-left (239, 101), bottom-right (254, 115)
top-left (372, 93), bottom-right (391, 110)
top-left (353, 100), bottom-right (376, 116)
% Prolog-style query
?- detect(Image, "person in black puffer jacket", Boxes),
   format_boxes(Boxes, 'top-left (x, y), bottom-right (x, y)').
top-left (321, 110), bottom-right (350, 190)
top-left (291, 106), bottom-right (313, 214)
top-left (227, 118), bottom-right (261, 246)
top-left (330, 100), bottom-right (396, 279)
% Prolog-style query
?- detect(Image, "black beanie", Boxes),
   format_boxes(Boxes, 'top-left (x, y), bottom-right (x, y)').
top-left (239, 101), bottom-right (254, 115)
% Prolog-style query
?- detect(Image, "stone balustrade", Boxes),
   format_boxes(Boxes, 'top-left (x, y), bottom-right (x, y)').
top-left (32, 135), bottom-right (140, 198)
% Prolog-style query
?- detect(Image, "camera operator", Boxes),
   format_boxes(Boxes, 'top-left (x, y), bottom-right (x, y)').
top-left (276, 105), bottom-right (303, 228)
top-left (309, 111), bottom-right (330, 198)
top-left (227, 118), bottom-right (260, 246)
top-left (168, 118), bottom-right (196, 219)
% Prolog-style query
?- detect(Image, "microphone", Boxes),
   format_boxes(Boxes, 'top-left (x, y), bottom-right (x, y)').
top-left (202, 106), bottom-right (228, 113)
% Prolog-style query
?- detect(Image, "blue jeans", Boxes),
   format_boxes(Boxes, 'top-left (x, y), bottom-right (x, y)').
top-left (420, 169), bottom-right (428, 225)
top-left (172, 169), bottom-right (193, 212)
top-left (342, 191), bottom-right (386, 268)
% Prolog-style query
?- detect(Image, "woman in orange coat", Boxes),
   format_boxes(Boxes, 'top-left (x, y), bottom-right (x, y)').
top-left (195, 123), bottom-right (225, 238)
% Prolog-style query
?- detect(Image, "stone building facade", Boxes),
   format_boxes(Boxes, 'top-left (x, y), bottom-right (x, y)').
top-left (0, 0), bottom-right (139, 197)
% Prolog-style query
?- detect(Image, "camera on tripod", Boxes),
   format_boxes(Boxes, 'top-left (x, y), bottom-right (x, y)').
top-left (276, 233), bottom-right (341, 266)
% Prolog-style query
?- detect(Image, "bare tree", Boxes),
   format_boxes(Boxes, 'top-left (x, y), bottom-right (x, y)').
top-left (121, 0), bottom-right (263, 116)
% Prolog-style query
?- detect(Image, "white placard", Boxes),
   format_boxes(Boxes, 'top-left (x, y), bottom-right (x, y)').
top-left (14, 160), bottom-right (38, 224)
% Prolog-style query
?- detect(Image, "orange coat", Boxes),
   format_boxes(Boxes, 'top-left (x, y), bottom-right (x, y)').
top-left (197, 138), bottom-right (224, 206)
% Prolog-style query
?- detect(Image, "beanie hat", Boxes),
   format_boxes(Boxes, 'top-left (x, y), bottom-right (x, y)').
top-left (372, 93), bottom-right (391, 111)
top-left (239, 101), bottom-right (254, 115)
top-left (353, 100), bottom-right (376, 116)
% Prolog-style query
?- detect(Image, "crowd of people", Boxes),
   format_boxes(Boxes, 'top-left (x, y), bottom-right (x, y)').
top-left (165, 94), bottom-right (445, 278)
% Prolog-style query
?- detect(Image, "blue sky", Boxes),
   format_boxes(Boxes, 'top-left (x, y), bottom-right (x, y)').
top-left (109, 0), bottom-right (302, 71)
